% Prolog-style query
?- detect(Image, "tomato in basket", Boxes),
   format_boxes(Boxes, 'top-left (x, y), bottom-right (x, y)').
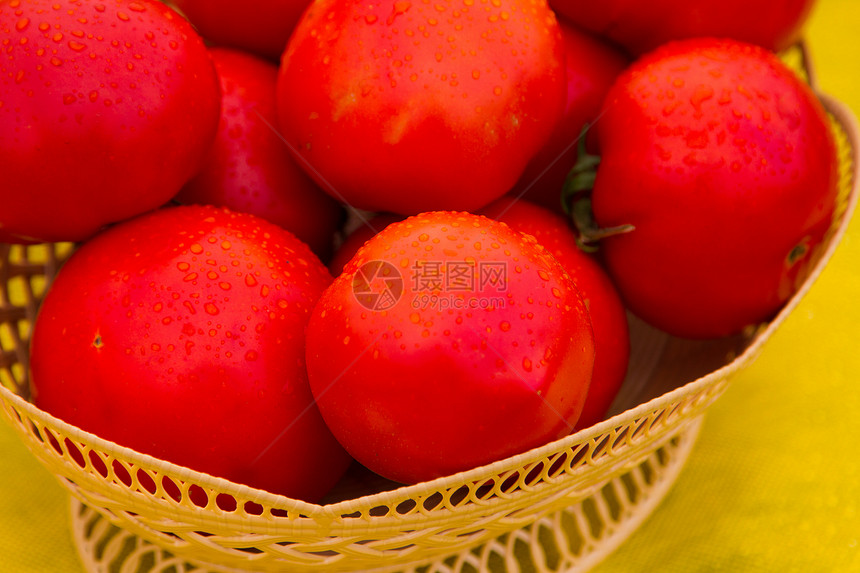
top-left (305, 211), bottom-right (596, 485)
top-left (275, 0), bottom-right (567, 215)
top-left (29, 205), bottom-right (352, 502)
top-left (174, 47), bottom-right (344, 261)
top-left (479, 197), bottom-right (630, 430)
top-left (508, 18), bottom-right (629, 214)
top-left (549, 0), bottom-right (818, 56)
top-left (0, 0), bottom-right (220, 243)
top-left (581, 38), bottom-right (839, 339)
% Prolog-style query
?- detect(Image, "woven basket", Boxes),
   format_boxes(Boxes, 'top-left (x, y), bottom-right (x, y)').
top-left (1, 76), bottom-right (857, 573)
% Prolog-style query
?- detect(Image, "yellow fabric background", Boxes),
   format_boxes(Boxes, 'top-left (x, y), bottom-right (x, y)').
top-left (0, 0), bottom-right (858, 571)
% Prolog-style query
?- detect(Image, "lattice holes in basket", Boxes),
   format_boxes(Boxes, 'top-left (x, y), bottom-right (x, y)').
top-left (0, 90), bottom-right (857, 573)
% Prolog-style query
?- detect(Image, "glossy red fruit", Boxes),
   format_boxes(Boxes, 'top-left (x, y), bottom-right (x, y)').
top-left (589, 38), bottom-right (839, 339)
top-left (306, 211), bottom-right (595, 484)
top-left (549, 0), bottom-right (818, 56)
top-left (480, 197), bottom-right (629, 429)
top-left (509, 20), bottom-right (628, 214)
top-left (30, 205), bottom-right (352, 502)
top-left (175, 47), bottom-right (344, 261)
top-left (276, 0), bottom-right (567, 215)
top-left (0, 0), bottom-right (220, 243)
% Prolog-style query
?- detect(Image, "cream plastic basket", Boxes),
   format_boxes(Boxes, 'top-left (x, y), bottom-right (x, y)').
top-left (1, 75), bottom-right (858, 573)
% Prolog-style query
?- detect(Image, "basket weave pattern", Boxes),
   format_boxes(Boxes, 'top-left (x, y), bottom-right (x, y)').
top-left (0, 93), bottom-right (857, 573)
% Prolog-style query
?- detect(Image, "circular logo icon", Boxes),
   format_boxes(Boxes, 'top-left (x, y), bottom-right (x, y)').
top-left (352, 260), bottom-right (404, 311)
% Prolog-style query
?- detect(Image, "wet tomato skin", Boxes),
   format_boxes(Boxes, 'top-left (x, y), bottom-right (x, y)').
top-left (590, 38), bottom-right (839, 339)
top-left (175, 47), bottom-right (344, 261)
top-left (29, 205), bottom-right (352, 502)
top-left (480, 197), bottom-right (630, 430)
top-left (276, 0), bottom-right (567, 215)
top-left (306, 211), bottom-right (595, 485)
top-left (0, 0), bottom-right (221, 243)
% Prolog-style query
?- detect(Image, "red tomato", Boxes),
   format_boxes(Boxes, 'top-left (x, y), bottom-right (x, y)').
top-left (327, 213), bottom-right (404, 276)
top-left (0, 0), bottom-right (220, 243)
top-left (588, 38), bottom-right (839, 339)
top-left (170, 0), bottom-right (310, 61)
top-left (305, 211), bottom-right (595, 484)
top-left (509, 20), bottom-right (628, 214)
top-left (29, 205), bottom-right (352, 502)
top-left (480, 197), bottom-right (629, 429)
top-left (175, 47), bottom-right (344, 261)
top-left (549, 0), bottom-right (818, 56)
top-left (276, 0), bottom-right (567, 215)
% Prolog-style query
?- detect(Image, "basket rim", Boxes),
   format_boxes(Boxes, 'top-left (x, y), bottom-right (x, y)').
top-left (0, 91), bottom-right (857, 523)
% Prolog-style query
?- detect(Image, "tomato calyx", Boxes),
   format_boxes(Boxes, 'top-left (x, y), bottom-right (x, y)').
top-left (562, 127), bottom-right (634, 252)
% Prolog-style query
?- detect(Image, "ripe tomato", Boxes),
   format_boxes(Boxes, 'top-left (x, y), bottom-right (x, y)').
top-left (305, 211), bottom-right (595, 485)
top-left (480, 197), bottom-right (629, 429)
top-left (509, 19), bottom-right (628, 214)
top-left (169, 0), bottom-right (311, 61)
top-left (175, 47), bottom-right (344, 261)
top-left (0, 0), bottom-right (220, 243)
top-left (276, 0), bottom-right (567, 215)
top-left (588, 38), bottom-right (839, 339)
top-left (30, 205), bottom-right (352, 502)
top-left (549, 0), bottom-right (818, 56)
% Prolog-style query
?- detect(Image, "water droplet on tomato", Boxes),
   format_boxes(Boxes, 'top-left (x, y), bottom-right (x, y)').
top-left (15, 17), bottom-right (29, 31)
top-left (690, 84), bottom-right (714, 113)
top-left (499, 320), bottom-right (511, 332)
top-left (204, 303), bottom-right (219, 316)
top-left (245, 350), bottom-right (258, 361)
top-left (522, 357), bottom-right (533, 372)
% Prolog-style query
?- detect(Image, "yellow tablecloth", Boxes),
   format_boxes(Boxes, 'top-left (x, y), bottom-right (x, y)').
top-left (1, 1), bottom-right (859, 571)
